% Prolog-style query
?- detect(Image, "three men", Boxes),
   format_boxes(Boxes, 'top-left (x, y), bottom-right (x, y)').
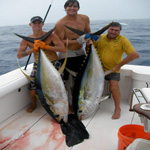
top-left (17, 1), bottom-right (140, 121)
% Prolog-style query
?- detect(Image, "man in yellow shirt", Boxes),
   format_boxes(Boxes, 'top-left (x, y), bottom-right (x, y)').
top-left (94, 22), bottom-right (139, 119)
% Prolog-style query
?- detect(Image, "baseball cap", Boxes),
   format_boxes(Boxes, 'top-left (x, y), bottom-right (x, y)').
top-left (30, 16), bottom-right (43, 23)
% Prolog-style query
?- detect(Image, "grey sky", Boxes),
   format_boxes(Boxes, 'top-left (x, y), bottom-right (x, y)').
top-left (0, 0), bottom-right (150, 27)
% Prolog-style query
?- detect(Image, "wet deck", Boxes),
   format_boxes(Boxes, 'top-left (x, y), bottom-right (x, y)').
top-left (0, 98), bottom-right (142, 150)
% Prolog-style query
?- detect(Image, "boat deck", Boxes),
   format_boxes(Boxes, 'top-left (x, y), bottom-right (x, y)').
top-left (0, 98), bottom-right (143, 150)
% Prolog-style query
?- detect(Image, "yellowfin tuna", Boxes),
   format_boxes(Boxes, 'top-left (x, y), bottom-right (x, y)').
top-left (35, 50), bottom-right (68, 123)
top-left (73, 44), bottom-right (104, 120)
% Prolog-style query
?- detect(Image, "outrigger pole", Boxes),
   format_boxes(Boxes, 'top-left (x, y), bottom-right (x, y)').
top-left (24, 0), bottom-right (54, 70)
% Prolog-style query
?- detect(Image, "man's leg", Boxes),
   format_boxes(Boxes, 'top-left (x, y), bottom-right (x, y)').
top-left (109, 80), bottom-right (121, 119)
top-left (26, 89), bottom-right (37, 113)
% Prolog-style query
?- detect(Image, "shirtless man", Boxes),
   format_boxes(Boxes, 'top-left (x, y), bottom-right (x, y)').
top-left (54, 0), bottom-right (91, 107)
top-left (55, 0), bottom-right (91, 49)
top-left (17, 16), bottom-right (65, 113)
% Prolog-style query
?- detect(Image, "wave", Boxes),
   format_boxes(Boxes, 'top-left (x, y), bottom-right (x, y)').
top-left (138, 50), bottom-right (150, 54)
top-left (120, 23), bottom-right (128, 26)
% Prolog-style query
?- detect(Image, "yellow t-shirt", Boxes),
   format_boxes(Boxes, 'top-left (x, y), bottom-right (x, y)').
top-left (94, 34), bottom-right (135, 72)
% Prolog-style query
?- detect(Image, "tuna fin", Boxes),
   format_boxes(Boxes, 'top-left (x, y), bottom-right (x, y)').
top-left (15, 27), bottom-right (55, 43)
top-left (58, 39), bottom-right (68, 74)
top-left (64, 22), bottom-right (113, 36)
top-left (60, 114), bottom-right (89, 147)
top-left (92, 22), bottom-right (113, 35)
top-left (64, 25), bottom-right (85, 36)
top-left (17, 59), bottom-right (34, 82)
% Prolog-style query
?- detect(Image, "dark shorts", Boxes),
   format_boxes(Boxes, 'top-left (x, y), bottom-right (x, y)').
top-left (105, 73), bottom-right (120, 81)
top-left (59, 55), bottom-right (86, 80)
top-left (28, 60), bottom-right (62, 90)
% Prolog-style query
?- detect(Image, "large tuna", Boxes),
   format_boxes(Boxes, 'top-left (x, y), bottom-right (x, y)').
top-left (35, 49), bottom-right (89, 146)
top-left (64, 23), bottom-right (113, 120)
top-left (73, 44), bottom-right (104, 120)
top-left (35, 50), bottom-right (68, 123)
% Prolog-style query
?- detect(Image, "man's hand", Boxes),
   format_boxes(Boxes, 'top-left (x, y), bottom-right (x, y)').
top-left (76, 34), bottom-right (101, 44)
top-left (112, 64), bottom-right (121, 72)
top-left (76, 33), bottom-right (91, 44)
top-left (33, 40), bottom-right (50, 51)
top-left (91, 35), bottom-right (101, 41)
top-left (38, 40), bottom-right (50, 50)
top-left (32, 40), bottom-right (40, 51)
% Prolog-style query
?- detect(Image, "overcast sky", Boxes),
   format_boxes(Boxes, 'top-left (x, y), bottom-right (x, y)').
top-left (0, 0), bottom-right (150, 27)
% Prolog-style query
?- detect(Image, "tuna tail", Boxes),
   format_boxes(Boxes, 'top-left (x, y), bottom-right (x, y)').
top-left (60, 114), bottom-right (89, 147)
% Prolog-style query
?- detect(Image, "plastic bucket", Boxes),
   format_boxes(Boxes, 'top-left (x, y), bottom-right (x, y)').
top-left (118, 124), bottom-right (150, 150)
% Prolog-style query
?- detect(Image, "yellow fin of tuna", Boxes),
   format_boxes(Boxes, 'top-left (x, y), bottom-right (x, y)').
top-left (58, 39), bottom-right (68, 74)
top-left (17, 59), bottom-right (34, 82)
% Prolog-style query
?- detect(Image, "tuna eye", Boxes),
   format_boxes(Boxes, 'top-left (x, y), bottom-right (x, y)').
top-left (54, 114), bottom-right (60, 118)
top-left (78, 110), bottom-right (82, 113)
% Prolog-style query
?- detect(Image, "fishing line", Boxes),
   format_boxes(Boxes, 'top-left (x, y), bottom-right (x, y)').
top-left (24, 0), bottom-right (54, 70)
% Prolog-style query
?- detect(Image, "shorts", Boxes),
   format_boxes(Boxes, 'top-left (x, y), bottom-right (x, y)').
top-left (28, 60), bottom-right (62, 90)
top-left (28, 62), bottom-right (37, 90)
top-left (58, 48), bottom-right (86, 59)
top-left (105, 73), bottom-right (120, 81)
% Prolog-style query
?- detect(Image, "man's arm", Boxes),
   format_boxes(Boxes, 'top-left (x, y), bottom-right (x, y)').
top-left (46, 33), bottom-right (66, 52)
top-left (54, 21), bottom-right (65, 40)
top-left (112, 51), bottom-right (140, 72)
top-left (54, 21), bottom-right (75, 46)
top-left (83, 15), bottom-right (91, 33)
top-left (17, 40), bottom-right (33, 59)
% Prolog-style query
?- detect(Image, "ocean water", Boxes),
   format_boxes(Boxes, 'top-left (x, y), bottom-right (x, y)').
top-left (0, 19), bottom-right (150, 75)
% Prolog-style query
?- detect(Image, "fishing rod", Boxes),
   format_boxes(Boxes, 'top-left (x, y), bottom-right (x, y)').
top-left (24, 0), bottom-right (54, 70)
